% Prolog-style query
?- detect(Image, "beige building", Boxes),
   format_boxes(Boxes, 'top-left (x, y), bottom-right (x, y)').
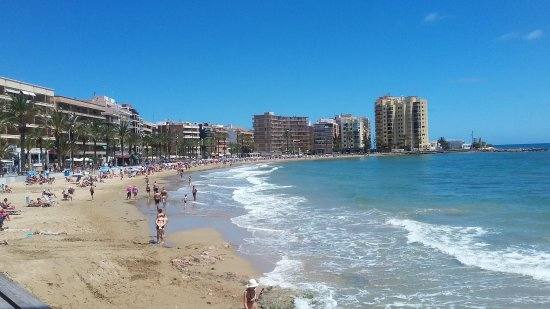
top-left (375, 96), bottom-right (429, 151)
top-left (0, 76), bottom-right (159, 170)
top-left (253, 112), bottom-right (311, 154)
top-left (335, 114), bottom-right (370, 152)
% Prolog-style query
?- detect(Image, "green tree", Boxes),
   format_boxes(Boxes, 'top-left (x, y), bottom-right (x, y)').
top-left (126, 132), bottom-right (140, 165)
top-left (117, 120), bottom-right (130, 165)
top-left (76, 121), bottom-right (91, 166)
top-left (2, 93), bottom-right (37, 172)
top-left (103, 123), bottom-right (115, 165)
top-left (66, 113), bottom-right (79, 170)
top-left (29, 127), bottom-right (47, 170)
top-left (89, 120), bottom-right (104, 168)
top-left (48, 110), bottom-right (68, 169)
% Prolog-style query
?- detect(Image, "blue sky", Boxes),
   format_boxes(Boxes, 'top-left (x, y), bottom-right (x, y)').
top-left (1, 1), bottom-right (549, 144)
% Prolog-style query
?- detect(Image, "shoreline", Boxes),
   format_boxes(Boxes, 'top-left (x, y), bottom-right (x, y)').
top-left (0, 154), bottom-right (365, 308)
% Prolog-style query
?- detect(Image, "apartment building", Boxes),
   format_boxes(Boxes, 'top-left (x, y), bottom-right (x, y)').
top-left (375, 96), bottom-right (429, 152)
top-left (253, 112), bottom-right (311, 154)
top-left (335, 114), bottom-right (371, 152)
top-left (0, 76), bottom-right (158, 170)
top-left (313, 118), bottom-right (339, 154)
top-left (0, 77), bottom-right (55, 169)
top-left (227, 126), bottom-right (254, 154)
top-left (156, 121), bottom-right (200, 157)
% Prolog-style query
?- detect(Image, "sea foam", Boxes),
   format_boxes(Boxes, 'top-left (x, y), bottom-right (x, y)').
top-left (388, 218), bottom-right (550, 282)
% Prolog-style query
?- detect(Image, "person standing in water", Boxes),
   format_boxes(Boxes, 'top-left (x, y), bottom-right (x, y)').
top-left (160, 187), bottom-right (168, 206)
top-left (155, 208), bottom-right (168, 245)
top-left (192, 185), bottom-right (197, 202)
top-left (188, 175), bottom-right (192, 186)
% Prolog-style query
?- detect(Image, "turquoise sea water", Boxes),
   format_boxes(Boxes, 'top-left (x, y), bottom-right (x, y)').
top-left (163, 150), bottom-right (550, 307)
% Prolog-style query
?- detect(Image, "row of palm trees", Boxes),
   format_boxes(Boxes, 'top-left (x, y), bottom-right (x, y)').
top-left (0, 93), bottom-right (246, 173)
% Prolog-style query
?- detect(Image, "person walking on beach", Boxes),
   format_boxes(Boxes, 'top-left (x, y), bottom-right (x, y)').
top-left (242, 279), bottom-right (263, 309)
top-left (153, 181), bottom-right (159, 194)
top-left (126, 185), bottom-right (132, 199)
top-left (155, 208), bottom-right (168, 245)
top-left (89, 183), bottom-right (95, 200)
top-left (132, 185), bottom-right (139, 198)
top-left (192, 185), bottom-right (197, 202)
top-left (146, 183), bottom-right (151, 197)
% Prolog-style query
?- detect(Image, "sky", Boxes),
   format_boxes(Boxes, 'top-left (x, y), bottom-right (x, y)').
top-left (1, 1), bottom-right (549, 144)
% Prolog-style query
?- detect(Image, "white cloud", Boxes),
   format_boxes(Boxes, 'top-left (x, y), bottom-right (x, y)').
top-left (498, 32), bottom-right (520, 41)
top-left (524, 29), bottom-right (543, 40)
top-left (498, 29), bottom-right (544, 41)
top-left (424, 12), bottom-right (443, 23)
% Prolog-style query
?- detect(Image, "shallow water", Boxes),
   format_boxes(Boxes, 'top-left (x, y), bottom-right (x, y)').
top-left (147, 151), bottom-right (550, 307)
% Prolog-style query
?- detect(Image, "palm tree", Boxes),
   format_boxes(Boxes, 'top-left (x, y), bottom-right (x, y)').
top-left (2, 93), bottom-right (37, 172)
top-left (103, 123), bottom-right (115, 166)
top-left (156, 133), bottom-right (167, 160)
top-left (29, 128), bottom-right (46, 170)
top-left (48, 110), bottom-right (68, 170)
top-left (0, 139), bottom-right (12, 157)
top-left (126, 132), bottom-right (140, 165)
top-left (66, 113), bottom-right (79, 170)
top-left (89, 120), bottom-right (103, 168)
top-left (116, 120), bottom-right (130, 166)
top-left (76, 121), bottom-right (91, 166)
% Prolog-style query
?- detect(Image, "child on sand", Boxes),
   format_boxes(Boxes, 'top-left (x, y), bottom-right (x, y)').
top-left (155, 209), bottom-right (168, 245)
top-left (132, 185), bottom-right (138, 198)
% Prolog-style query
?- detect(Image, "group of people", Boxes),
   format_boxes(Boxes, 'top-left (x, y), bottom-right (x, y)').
top-left (25, 171), bottom-right (55, 185)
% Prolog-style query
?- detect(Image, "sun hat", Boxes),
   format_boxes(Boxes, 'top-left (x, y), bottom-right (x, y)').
top-left (246, 279), bottom-right (259, 288)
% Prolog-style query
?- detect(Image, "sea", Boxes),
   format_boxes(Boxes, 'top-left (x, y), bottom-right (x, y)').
top-left (144, 144), bottom-right (550, 308)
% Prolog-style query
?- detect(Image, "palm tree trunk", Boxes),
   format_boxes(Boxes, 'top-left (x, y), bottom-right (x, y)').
top-left (93, 140), bottom-right (98, 169)
top-left (39, 144), bottom-right (44, 170)
top-left (19, 125), bottom-right (26, 173)
top-left (120, 138), bottom-right (124, 166)
top-left (82, 142), bottom-right (87, 167)
top-left (55, 135), bottom-right (61, 170)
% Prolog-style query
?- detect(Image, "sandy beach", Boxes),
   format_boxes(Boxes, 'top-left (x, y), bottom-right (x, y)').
top-left (0, 166), bottom-right (258, 309)
top-left (0, 155), bottom-right (365, 308)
